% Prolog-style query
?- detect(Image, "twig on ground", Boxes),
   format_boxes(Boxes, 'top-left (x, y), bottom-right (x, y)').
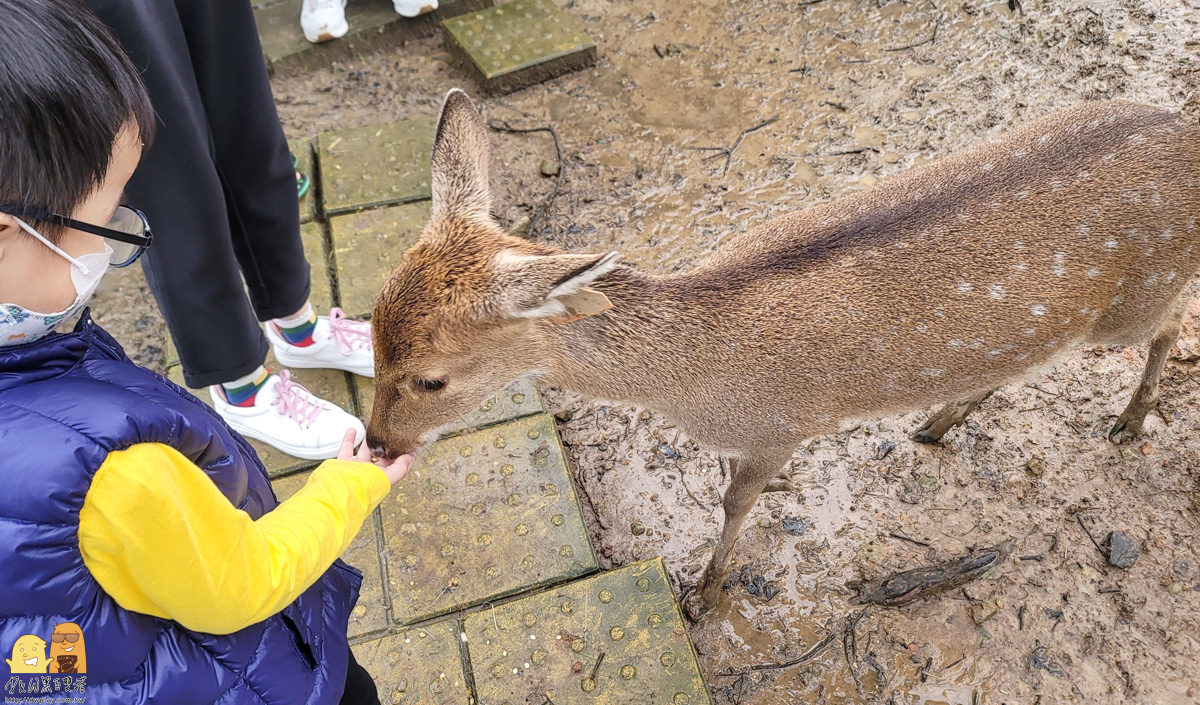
top-left (885, 18), bottom-right (941, 51)
top-left (690, 117), bottom-right (779, 175)
top-left (1075, 514), bottom-right (1107, 558)
top-left (888, 531), bottom-right (931, 547)
top-left (715, 632), bottom-right (837, 676)
top-left (488, 121), bottom-right (565, 239)
top-left (830, 146), bottom-right (881, 156)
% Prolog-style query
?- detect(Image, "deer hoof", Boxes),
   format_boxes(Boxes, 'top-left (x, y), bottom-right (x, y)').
top-left (681, 589), bottom-right (713, 622)
top-left (1108, 417), bottom-right (1144, 445)
top-left (762, 475), bottom-right (795, 493)
top-left (911, 423), bottom-right (946, 445)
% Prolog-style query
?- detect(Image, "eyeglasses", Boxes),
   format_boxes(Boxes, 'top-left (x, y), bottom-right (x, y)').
top-left (0, 205), bottom-right (153, 268)
top-left (51, 633), bottom-right (81, 643)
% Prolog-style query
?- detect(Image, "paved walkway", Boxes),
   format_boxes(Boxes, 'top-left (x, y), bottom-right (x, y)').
top-left (165, 115), bottom-right (712, 704)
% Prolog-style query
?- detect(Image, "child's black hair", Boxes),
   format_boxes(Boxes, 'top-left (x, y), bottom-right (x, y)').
top-left (0, 0), bottom-right (155, 241)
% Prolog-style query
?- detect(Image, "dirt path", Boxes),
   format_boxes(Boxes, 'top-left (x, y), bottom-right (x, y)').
top-left (102, 0), bottom-right (1200, 701)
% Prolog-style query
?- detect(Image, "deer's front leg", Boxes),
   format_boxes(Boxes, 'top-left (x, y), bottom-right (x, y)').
top-left (686, 449), bottom-right (793, 619)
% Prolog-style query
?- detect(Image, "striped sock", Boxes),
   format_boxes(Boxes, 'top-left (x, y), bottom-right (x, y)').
top-left (273, 304), bottom-right (318, 347)
top-left (222, 367), bottom-right (270, 407)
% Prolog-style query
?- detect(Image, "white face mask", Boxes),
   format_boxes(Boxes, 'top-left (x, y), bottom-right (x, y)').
top-left (0, 217), bottom-right (111, 347)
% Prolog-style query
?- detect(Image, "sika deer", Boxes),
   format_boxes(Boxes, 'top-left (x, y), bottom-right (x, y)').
top-left (366, 89), bottom-right (1200, 615)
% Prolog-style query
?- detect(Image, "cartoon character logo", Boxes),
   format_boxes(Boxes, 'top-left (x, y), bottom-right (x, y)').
top-left (5, 634), bottom-right (49, 673)
top-left (47, 622), bottom-right (86, 674)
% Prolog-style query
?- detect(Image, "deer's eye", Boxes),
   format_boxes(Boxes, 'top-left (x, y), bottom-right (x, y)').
top-left (413, 377), bottom-right (446, 393)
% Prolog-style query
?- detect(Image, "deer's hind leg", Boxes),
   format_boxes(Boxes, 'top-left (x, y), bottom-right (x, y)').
top-left (912, 390), bottom-right (995, 444)
top-left (686, 448), bottom-right (794, 619)
top-left (1109, 310), bottom-right (1184, 444)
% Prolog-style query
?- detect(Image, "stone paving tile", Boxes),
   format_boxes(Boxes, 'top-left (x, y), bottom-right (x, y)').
top-left (272, 471), bottom-right (389, 639)
top-left (328, 201), bottom-right (429, 319)
top-left (380, 414), bottom-right (598, 627)
top-left (318, 119), bottom-right (435, 216)
top-left (353, 376), bottom-right (544, 433)
top-left (302, 221), bottom-right (335, 314)
top-left (463, 558), bottom-right (712, 705)
top-left (291, 138), bottom-right (317, 225)
top-left (351, 621), bottom-right (470, 705)
top-left (256, 0), bottom-right (492, 73)
top-left (443, 0), bottom-right (597, 95)
top-left (166, 354), bottom-right (354, 478)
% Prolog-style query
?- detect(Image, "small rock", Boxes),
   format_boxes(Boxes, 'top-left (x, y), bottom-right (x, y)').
top-left (1139, 442), bottom-right (1156, 455)
top-left (918, 474), bottom-right (940, 492)
top-left (875, 440), bottom-right (896, 460)
top-left (540, 159), bottom-right (560, 177)
top-left (781, 517), bottom-right (812, 535)
top-left (630, 520), bottom-right (646, 536)
top-left (1106, 531), bottom-right (1142, 569)
top-left (757, 517), bottom-right (774, 529)
top-left (971, 599), bottom-right (1001, 625)
top-left (1025, 455), bottom-right (1044, 476)
top-left (1169, 582), bottom-right (1183, 595)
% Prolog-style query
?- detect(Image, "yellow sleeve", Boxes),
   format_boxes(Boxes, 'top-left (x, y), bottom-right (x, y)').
top-left (79, 442), bottom-right (391, 635)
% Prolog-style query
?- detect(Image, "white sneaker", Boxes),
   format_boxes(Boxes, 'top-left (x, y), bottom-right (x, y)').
top-left (394, 0), bottom-right (437, 18)
top-left (301, 0), bottom-right (349, 44)
top-left (266, 307), bottom-right (375, 378)
top-left (211, 371), bottom-right (365, 460)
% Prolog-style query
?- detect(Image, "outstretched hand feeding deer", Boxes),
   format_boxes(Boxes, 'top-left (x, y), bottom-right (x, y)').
top-left (366, 89), bottom-right (1200, 616)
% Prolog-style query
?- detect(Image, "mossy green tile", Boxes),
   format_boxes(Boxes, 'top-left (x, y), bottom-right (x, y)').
top-left (353, 376), bottom-right (544, 434)
top-left (464, 558), bottom-right (712, 705)
top-left (290, 138), bottom-right (316, 225)
top-left (165, 352), bottom-right (353, 478)
top-left (443, 0), bottom-right (597, 95)
top-left (318, 119), bottom-right (435, 216)
top-left (256, 0), bottom-right (492, 72)
top-left (328, 201), bottom-right (429, 319)
top-left (380, 414), bottom-right (597, 626)
top-left (351, 622), bottom-right (470, 705)
top-left (272, 471), bottom-right (388, 639)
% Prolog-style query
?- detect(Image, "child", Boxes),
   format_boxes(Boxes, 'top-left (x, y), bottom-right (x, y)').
top-left (0, 2), bottom-right (413, 704)
top-left (301, 0), bottom-right (439, 44)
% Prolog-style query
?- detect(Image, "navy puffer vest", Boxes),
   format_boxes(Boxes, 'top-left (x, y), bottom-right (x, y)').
top-left (0, 315), bottom-right (360, 704)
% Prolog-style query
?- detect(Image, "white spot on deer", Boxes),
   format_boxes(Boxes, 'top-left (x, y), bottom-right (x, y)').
top-left (1013, 262), bottom-right (1028, 272)
top-left (1077, 170), bottom-right (1091, 180)
top-left (1115, 277), bottom-right (1125, 287)
top-left (1185, 245), bottom-right (1195, 256)
top-left (957, 282), bottom-right (973, 293)
top-left (1121, 189), bottom-right (1142, 203)
top-left (1031, 304), bottom-right (1047, 316)
top-left (1078, 223), bottom-right (1090, 235)
top-left (1023, 328), bottom-right (1037, 336)
top-left (969, 339), bottom-right (984, 349)
top-left (921, 367), bottom-right (945, 378)
top-left (1014, 240), bottom-right (1026, 251)
top-left (989, 284), bottom-right (1006, 299)
top-left (1015, 352), bottom-right (1031, 362)
top-left (1052, 252), bottom-right (1067, 277)
top-left (1105, 238), bottom-right (1118, 249)
top-left (1086, 268), bottom-right (1100, 278)
top-left (1013, 149), bottom-right (1029, 158)
top-left (948, 339), bottom-right (963, 348)
top-left (989, 201), bottom-right (1002, 211)
top-left (1160, 227), bottom-right (1174, 240)
top-left (1038, 134), bottom-right (1051, 145)
top-left (1151, 192), bottom-right (1163, 207)
top-left (1050, 180), bottom-right (1064, 190)
top-left (1166, 271), bottom-right (1178, 283)
top-left (934, 308), bottom-right (947, 318)
top-left (915, 324), bottom-right (930, 334)
top-left (1111, 294), bottom-right (1124, 306)
top-left (982, 162), bottom-right (996, 172)
top-left (1188, 217), bottom-right (1196, 231)
top-left (1145, 274), bottom-right (1160, 287)
top-left (987, 349), bottom-right (1003, 357)
top-left (1101, 153), bottom-right (1116, 164)
top-left (1016, 190), bottom-right (1030, 200)
top-left (1088, 119), bottom-right (1100, 128)
top-left (1128, 132), bottom-right (1145, 143)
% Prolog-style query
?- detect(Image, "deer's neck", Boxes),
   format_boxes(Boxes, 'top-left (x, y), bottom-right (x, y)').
top-left (542, 266), bottom-right (715, 410)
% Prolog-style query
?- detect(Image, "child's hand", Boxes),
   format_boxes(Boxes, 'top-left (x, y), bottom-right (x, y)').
top-left (337, 429), bottom-right (413, 486)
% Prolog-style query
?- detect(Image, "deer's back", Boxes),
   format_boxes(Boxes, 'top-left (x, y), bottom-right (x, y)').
top-left (685, 102), bottom-right (1200, 421)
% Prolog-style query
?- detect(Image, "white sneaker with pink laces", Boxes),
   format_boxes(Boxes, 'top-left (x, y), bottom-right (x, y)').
top-left (393, 0), bottom-right (437, 17)
top-left (211, 371), bottom-right (365, 460)
top-left (266, 307), bottom-right (375, 378)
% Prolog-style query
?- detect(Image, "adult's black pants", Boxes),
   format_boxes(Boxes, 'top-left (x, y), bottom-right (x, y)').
top-left (84, 0), bottom-right (310, 388)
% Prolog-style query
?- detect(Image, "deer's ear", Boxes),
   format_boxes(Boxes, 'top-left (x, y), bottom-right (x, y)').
top-left (431, 88), bottom-right (491, 222)
top-left (491, 251), bottom-right (621, 323)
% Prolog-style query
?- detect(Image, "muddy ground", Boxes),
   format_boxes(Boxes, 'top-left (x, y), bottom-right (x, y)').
top-left (95, 0), bottom-right (1200, 702)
